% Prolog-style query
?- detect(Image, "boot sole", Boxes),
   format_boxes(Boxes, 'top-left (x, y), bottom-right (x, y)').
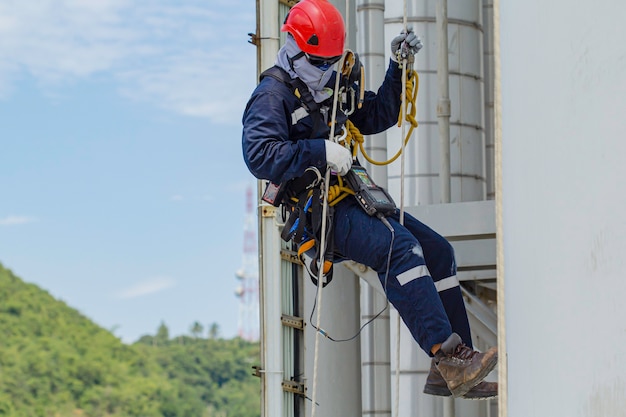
top-left (423, 384), bottom-right (498, 400)
top-left (449, 354), bottom-right (498, 398)
top-left (423, 384), bottom-right (453, 397)
top-left (463, 391), bottom-right (498, 400)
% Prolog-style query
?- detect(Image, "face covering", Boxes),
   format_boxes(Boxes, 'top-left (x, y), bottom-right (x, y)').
top-left (275, 36), bottom-right (335, 103)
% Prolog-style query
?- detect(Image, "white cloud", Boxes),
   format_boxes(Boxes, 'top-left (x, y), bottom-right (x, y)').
top-left (0, 0), bottom-right (257, 124)
top-left (116, 277), bottom-right (176, 299)
top-left (0, 215), bottom-right (38, 226)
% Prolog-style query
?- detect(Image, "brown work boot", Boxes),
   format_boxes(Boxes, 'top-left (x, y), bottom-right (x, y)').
top-left (433, 333), bottom-right (498, 398)
top-left (423, 358), bottom-right (498, 399)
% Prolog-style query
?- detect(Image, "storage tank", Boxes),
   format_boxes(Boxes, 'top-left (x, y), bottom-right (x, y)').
top-left (499, 0), bottom-right (626, 415)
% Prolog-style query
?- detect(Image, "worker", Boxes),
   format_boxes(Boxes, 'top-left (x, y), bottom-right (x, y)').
top-left (242, 0), bottom-right (497, 399)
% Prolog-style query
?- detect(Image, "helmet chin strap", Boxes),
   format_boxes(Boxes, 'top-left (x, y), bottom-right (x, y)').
top-left (287, 51), bottom-right (306, 72)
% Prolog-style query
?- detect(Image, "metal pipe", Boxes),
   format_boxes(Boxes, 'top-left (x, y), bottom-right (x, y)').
top-left (443, 397), bottom-right (456, 417)
top-left (483, 0), bottom-right (496, 201)
top-left (356, 1), bottom-right (392, 416)
top-left (437, 0), bottom-right (452, 204)
top-left (281, 245), bottom-right (294, 417)
top-left (438, 0), bottom-right (453, 414)
top-left (259, 206), bottom-right (284, 417)
top-left (492, 0), bottom-right (507, 414)
top-left (257, 1), bottom-right (281, 416)
top-left (259, 0), bottom-right (280, 73)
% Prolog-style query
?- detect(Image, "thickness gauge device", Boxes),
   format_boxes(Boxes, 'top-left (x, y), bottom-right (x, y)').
top-left (344, 166), bottom-right (396, 216)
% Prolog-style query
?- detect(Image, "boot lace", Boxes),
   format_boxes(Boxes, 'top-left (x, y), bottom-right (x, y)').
top-left (452, 344), bottom-right (478, 360)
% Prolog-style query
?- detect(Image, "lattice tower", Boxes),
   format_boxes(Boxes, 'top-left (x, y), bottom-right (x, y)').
top-left (234, 184), bottom-right (260, 341)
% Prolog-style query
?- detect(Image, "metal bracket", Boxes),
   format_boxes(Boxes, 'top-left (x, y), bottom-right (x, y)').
top-left (261, 205), bottom-right (276, 218)
top-left (247, 32), bottom-right (259, 46)
top-left (282, 380), bottom-right (306, 396)
top-left (280, 249), bottom-right (301, 264)
top-left (281, 314), bottom-right (304, 330)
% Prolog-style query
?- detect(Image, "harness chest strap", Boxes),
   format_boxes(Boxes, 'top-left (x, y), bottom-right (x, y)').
top-left (260, 66), bottom-right (326, 128)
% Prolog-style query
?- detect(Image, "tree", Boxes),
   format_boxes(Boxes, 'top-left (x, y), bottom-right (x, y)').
top-left (208, 322), bottom-right (220, 339)
top-left (0, 263), bottom-right (261, 417)
top-left (155, 321), bottom-right (170, 345)
top-left (190, 321), bottom-right (204, 338)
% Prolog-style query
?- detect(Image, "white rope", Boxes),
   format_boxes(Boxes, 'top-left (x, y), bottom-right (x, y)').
top-left (395, 1), bottom-right (409, 416)
top-left (309, 167), bottom-right (330, 417)
top-left (399, 4), bottom-right (408, 226)
top-left (310, 40), bottom-right (349, 417)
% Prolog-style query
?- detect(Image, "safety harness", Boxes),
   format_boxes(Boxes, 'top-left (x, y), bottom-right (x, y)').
top-left (259, 65), bottom-right (352, 287)
top-left (260, 57), bottom-right (419, 289)
top-left (260, 66), bottom-right (334, 139)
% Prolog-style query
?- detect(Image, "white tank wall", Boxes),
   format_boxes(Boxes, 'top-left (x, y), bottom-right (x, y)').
top-left (499, 0), bottom-right (626, 416)
top-left (386, 0), bottom-right (486, 206)
top-left (382, 1), bottom-right (488, 416)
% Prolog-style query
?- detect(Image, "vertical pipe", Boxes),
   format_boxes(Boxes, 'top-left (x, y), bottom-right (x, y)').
top-left (358, 0), bottom-right (389, 185)
top-left (356, 1), bottom-right (392, 417)
top-left (303, 268), bottom-right (362, 417)
top-left (439, 0), bottom-right (454, 415)
top-left (483, 0), bottom-right (496, 200)
top-left (437, 0), bottom-right (451, 204)
top-left (443, 397), bottom-right (455, 417)
top-left (281, 244), bottom-right (294, 417)
top-left (259, 0), bottom-right (280, 73)
top-left (257, 1), bottom-right (281, 417)
top-left (259, 207), bottom-right (284, 417)
top-left (493, 0), bottom-right (507, 414)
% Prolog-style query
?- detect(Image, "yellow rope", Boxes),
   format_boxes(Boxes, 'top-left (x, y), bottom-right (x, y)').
top-left (345, 69), bottom-right (419, 166)
top-left (328, 176), bottom-right (355, 206)
top-left (287, 176), bottom-right (354, 208)
top-left (297, 68), bottom-right (419, 208)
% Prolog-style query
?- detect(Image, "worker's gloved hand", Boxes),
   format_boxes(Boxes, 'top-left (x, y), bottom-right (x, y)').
top-left (324, 141), bottom-right (352, 176)
top-left (390, 25), bottom-right (423, 62)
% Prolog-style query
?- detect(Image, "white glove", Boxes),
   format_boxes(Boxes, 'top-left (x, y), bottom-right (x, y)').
top-left (325, 141), bottom-right (352, 176)
top-left (390, 25), bottom-right (423, 62)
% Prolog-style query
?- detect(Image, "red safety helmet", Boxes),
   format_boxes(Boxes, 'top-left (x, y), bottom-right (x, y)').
top-left (281, 0), bottom-right (345, 58)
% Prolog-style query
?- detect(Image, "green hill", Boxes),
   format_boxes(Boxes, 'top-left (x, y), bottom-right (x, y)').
top-left (0, 263), bottom-right (260, 417)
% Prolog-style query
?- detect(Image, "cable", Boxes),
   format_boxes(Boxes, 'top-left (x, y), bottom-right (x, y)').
top-left (309, 213), bottom-right (395, 343)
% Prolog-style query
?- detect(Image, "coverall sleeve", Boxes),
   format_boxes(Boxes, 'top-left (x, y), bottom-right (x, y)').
top-left (242, 82), bottom-right (327, 185)
top-left (349, 59), bottom-right (404, 135)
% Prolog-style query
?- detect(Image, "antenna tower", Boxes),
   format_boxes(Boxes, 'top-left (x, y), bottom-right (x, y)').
top-left (234, 184), bottom-right (260, 341)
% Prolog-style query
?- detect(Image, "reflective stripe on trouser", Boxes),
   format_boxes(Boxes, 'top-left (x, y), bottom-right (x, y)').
top-left (399, 209), bottom-right (473, 348)
top-left (333, 199), bottom-right (469, 355)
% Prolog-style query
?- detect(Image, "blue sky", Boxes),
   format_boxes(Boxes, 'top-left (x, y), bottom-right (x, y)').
top-left (0, 0), bottom-right (259, 343)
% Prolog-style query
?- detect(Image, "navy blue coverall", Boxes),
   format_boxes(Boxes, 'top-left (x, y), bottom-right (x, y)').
top-left (242, 59), bottom-right (472, 355)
